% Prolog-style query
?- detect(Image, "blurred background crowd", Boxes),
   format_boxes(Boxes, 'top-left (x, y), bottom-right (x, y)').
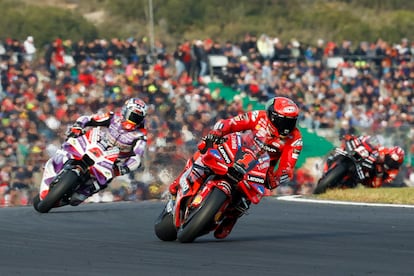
top-left (1, 34), bottom-right (414, 207)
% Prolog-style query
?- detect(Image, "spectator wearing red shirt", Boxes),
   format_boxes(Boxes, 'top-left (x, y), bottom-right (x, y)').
top-left (52, 38), bottom-right (65, 69)
top-left (78, 67), bottom-right (97, 87)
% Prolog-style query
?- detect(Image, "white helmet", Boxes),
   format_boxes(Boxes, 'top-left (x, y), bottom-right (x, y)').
top-left (121, 98), bottom-right (147, 126)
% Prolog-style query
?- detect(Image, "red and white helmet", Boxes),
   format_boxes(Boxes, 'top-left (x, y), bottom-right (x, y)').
top-left (384, 146), bottom-right (404, 169)
top-left (266, 97), bottom-right (299, 136)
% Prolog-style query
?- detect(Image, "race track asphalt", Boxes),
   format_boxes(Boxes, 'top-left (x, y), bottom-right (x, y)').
top-left (0, 198), bottom-right (413, 276)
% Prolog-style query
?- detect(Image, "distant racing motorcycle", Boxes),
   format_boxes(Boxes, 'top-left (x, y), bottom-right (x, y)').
top-left (313, 138), bottom-right (377, 194)
top-left (33, 127), bottom-right (119, 213)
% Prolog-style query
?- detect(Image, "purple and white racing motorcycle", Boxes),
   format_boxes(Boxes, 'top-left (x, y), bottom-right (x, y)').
top-left (33, 127), bottom-right (120, 213)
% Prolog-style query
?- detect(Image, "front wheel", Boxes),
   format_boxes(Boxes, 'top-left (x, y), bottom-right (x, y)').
top-left (35, 170), bottom-right (79, 213)
top-left (313, 162), bottom-right (349, 194)
top-left (177, 187), bottom-right (228, 243)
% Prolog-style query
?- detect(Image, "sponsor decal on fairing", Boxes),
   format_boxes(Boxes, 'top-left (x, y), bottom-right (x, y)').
top-left (252, 184), bottom-right (265, 195)
top-left (247, 174), bottom-right (265, 184)
top-left (210, 149), bottom-right (223, 161)
top-left (218, 145), bottom-right (231, 164)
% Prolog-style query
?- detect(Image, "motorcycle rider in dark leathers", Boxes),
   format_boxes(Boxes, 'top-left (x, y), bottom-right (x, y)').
top-left (339, 134), bottom-right (405, 188)
top-left (168, 96), bottom-right (303, 239)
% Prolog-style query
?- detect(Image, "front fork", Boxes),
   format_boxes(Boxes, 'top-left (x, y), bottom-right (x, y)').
top-left (173, 178), bottom-right (233, 228)
top-left (40, 161), bottom-right (88, 200)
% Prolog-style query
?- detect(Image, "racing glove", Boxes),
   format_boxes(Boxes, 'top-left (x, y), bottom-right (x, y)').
top-left (205, 129), bottom-right (223, 143)
top-left (342, 134), bottom-right (355, 141)
top-left (371, 164), bottom-right (384, 188)
top-left (199, 130), bottom-right (224, 153)
top-left (67, 125), bottom-right (84, 138)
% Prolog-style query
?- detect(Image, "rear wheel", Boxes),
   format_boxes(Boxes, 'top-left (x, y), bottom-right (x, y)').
top-left (154, 207), bottom-right (177, 241)
top-left (32, 194), bottom-right (41, 212)
top-left (313, 163), bottom-right (349, 194)
top-left (35, 170), bottom-right (79, 213)
top-left (177, 188), bottom-right (228, 243)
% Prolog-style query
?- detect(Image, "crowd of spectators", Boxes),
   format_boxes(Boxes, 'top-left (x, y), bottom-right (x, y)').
top-left (1, 33), bottom-right (414, 207)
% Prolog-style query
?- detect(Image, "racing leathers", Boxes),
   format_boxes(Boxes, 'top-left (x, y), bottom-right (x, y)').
top-left (371, 146), bottom-right (401, 188)
top-left (338, 135), bottom-right (400, 188)
top-left (168, 110), bottom-right (303, 195)
top-left (168, 109), bottom-right (302, 239)
top-left (39, 111), bottom-right (147, 205)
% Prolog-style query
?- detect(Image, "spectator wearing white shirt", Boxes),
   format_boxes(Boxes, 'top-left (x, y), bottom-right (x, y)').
top-left (23, 36), bottom-right (36, 62)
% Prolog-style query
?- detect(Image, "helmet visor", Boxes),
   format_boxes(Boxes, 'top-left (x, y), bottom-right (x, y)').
top-left (269, 112), bottom-right (297, 135)
top-left (384, 154), bottom-right (401, 169)
top-left (125, 110), bottom-right (144, 125)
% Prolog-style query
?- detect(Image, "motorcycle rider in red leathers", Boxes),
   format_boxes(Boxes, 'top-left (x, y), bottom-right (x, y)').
top-left (371, 145), bottom-right (404, 187)
top-left (169, 96), bottom-right (303, 239)
top-left (339, 134), bottom-right (405, 188)
top-left (58, 98), bottom-right (148, 205)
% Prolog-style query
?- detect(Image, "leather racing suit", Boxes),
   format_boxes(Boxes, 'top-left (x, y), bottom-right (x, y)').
top-left (338, 135), bottom-right (401, 188)
top-left (169, 110), bottom-right (303, 195)
top-left (39, 111), bottom-right (147, 204)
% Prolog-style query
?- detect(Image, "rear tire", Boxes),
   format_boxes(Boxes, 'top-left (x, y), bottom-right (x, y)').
top-left (154, 209), bottom-right (177, 241)
top-left (313, 163), bottom-right (349, 194)
top-left (35, 170), bottom-right (79, 213)
top-left (33, 194), bottom-right (41, 212)
top-left (177, 188), bottom-right (227, 243)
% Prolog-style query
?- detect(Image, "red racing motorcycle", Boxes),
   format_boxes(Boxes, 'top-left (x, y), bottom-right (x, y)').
top-left (154, 131), bottom-right (271, 243)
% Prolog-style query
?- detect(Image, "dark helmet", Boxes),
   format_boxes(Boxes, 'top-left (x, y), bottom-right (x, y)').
top-left (384, 146), bottom-right (404, 170)
top-left (266, 97), bottom-right (299, 136)
top-left (121, 98), bottom-right (147, 126)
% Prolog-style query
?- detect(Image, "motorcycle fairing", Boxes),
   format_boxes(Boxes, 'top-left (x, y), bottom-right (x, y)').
top-left (38, 127), bottom-right (119, 200)
top-left (169, 131), bottom-right (272, 237)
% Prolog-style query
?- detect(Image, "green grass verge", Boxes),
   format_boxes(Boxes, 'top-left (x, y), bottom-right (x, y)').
top-left (310, 186), bottom-right (414, 205)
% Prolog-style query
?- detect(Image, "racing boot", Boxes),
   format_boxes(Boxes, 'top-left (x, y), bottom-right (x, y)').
top-left (214, 215), bottom-right (239, 239)
top-left (168, 177), bottom-right (180, 197)
top-left (54, 198), bottom-right (70, 207)
top-left (70, 192), bottom-right (90, 206)
top-left (70, 180), bottom-right (105, 206)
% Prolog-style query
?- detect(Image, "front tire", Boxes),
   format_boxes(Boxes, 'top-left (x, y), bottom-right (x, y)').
top-left (35, 170), bottom-right (79, 213)
top-left (313, 162), bottom-right (349, 194)
top-left (177, 188), bottom-right (228, 243)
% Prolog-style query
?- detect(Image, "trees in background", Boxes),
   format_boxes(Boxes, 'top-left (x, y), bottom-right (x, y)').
top-left (1, 0), bottom-right (414, 50)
